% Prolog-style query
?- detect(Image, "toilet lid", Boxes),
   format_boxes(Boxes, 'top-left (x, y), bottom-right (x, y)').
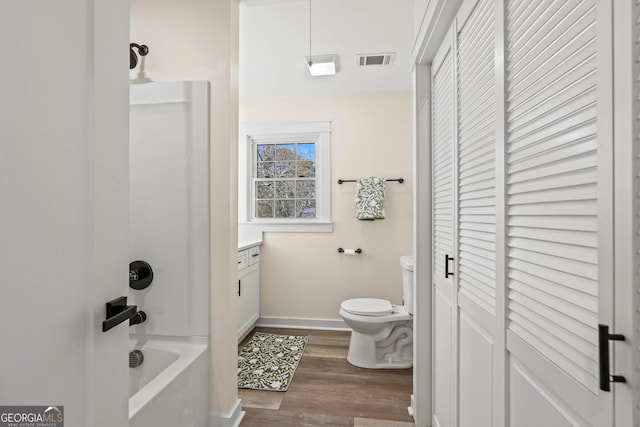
top-left (341, 298), bottom-right (393, 316)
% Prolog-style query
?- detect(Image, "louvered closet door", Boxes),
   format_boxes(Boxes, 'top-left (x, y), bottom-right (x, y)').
top-left (431, 30), bottom-right (456, 427)
top-left (504, 0), bottom-right (613, 425)
top-left (456, 0), bottom-right (497, 425)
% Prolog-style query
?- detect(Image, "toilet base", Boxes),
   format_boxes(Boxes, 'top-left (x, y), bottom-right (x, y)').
top-left (347, 353), bottom-right (413, 369)
top-left (346, 323), bottom-right (413, 369)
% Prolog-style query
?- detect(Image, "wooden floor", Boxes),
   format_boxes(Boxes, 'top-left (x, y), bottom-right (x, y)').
top-left (238, 327), bottom-right (414, 427)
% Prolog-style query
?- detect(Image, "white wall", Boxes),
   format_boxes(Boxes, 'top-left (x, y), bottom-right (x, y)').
top-left (240, 91), bottom-right (413, 320)
top-left (130, 0), bottom-right (241, 420)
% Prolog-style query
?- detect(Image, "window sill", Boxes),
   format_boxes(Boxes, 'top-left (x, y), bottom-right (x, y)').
top-left (239, 221), bottom-right (333, 233)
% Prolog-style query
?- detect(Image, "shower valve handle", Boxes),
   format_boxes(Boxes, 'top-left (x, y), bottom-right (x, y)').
top-left (102, 296), bottom-right (138, 332)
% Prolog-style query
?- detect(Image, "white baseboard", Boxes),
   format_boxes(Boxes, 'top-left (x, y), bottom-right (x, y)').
top-left (410, 394), bottom-right (415, 415)
top-left (209, 398), bottom-right (244, 427)
top-left (408, 393), bottom-right (415, 418)
top-left (256, 316), bottom-right (350, 331)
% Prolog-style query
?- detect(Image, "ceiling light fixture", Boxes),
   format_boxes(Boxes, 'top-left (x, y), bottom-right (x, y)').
top-left (306, 0), bottom-right (337, 76)
top-left (306, 54), bottom-right (338, 76)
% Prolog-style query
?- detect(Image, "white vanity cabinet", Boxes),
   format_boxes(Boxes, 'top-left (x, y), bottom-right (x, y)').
top-left (237, 244), bottom-right (260, 341)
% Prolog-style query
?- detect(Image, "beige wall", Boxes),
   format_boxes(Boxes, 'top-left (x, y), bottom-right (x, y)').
top-left (130, 0), bottom-right (239, 418)
top-left (240, 91), bottom-right (413, 320)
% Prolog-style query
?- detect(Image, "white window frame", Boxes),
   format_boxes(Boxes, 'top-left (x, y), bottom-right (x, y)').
top-left (239, 122), bottom-right (332, 232)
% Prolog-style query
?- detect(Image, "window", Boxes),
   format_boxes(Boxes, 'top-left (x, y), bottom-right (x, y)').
top-left (239, 122), bottom-right (331, 232)
top-left (254, 141), bottom-right (316, 218)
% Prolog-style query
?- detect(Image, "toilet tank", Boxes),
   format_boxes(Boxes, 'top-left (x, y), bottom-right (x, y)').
top-left (400, 256), bottom-right (414, 315)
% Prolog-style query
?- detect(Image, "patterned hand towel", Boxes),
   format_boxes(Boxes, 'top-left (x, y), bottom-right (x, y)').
top-left (356, 177), bottom-right (386, 220)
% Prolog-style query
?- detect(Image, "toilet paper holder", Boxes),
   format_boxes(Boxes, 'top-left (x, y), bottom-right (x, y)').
top-left (338, 248), bottom-right (362, 254)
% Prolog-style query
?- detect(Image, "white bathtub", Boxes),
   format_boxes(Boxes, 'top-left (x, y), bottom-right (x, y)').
top-left (129, 335), bottom-right (209, 427)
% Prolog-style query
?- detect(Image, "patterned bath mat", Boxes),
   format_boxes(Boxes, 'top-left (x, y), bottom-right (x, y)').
top-left (238, 332), bottom-right (308, 391)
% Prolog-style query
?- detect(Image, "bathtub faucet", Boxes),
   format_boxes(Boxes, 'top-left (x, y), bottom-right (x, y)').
top-left (102, 296), bottom-right (146, 332)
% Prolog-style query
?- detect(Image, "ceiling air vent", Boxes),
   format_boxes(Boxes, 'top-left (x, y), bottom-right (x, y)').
top-left (356, 53), bottom-right (395, 67)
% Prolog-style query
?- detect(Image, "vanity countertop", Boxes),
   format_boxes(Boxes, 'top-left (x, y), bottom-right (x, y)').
top-left (238, 238), bottom-right (262, 251)
top-left (238, 228), bottom-right (263, 251)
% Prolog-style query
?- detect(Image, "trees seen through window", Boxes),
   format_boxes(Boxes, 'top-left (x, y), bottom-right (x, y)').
top-left (254, 142), bottom-right (316, 218)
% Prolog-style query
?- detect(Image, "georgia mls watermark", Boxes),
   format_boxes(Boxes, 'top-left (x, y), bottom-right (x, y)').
top-left (0, 406), bottom-right (63, 427)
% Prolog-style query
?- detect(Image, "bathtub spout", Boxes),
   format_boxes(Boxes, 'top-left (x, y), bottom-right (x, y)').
top-left (129, 350), bottom-right (144, 368)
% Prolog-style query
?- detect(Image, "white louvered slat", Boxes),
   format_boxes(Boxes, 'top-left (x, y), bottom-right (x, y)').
top-left (508, 247), bottom-right (597, 282)
top-left (508, 183), bottom-right (596, 205)
top-left (508, 226), bottom-right (596, 247)
top-left (508, 200), bottom-right (597, 216)
top-left (505, 0), bottom-right (599, 392)
top-left (433, 48), bottom-right (454, 281)
top-left (507, 2), bottom-right (595, 81)
top-left (509, 297), bottom-right (597, 354)
top-left (508, 258), bottom-right (596, 295)
top-left (459, 188), bottom-right (494, 203)
top-left (509, 305), bottom-right (596, 366)
top-left (457, 0), bottom-right (496, 315)
top-left (507, 138), bottom-right (597, 173)
top-left (507, 307), bottom-right (597, 390)
top-left (509, 269), bottom-right (596, 311)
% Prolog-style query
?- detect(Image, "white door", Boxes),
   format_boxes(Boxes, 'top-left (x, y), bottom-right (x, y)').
top-left (428, 0), bottom-right (617, 425)
top-left (431, 29), bottom-right (457, 427)
top-left (504, 0), bottom-right (614, 425)
top-left (431, 2), bottom-right (501, 426)
top-left (0, 1), bottom-right (130, 427)
top-left (455, 0), bottom-right (499, 426)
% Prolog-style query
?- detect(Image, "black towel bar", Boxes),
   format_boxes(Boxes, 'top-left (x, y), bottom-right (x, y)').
top-left (337, 178), bottom-right (404, 184)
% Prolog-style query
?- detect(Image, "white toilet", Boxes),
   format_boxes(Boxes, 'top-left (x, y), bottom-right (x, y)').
top-left (339, 256), bottom-right (414, 369)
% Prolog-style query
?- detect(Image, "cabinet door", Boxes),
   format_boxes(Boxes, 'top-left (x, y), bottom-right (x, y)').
top-left (238, 264), bottom-right (259, 340)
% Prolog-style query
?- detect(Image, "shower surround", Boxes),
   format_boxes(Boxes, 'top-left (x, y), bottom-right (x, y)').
top-left (128, 80), bottom-right (210, 427)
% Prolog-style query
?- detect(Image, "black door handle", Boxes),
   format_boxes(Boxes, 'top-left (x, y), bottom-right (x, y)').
top-left (445, 254), bottom-right (454, 278)
top-left (598, 324), bottom-right (626, 391)
top-left (238, 280), bottom-right (241, 297)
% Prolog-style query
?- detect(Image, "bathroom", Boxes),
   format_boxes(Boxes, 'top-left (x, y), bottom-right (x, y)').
top-left (127, 0), bottom-right (415, 422)
top-left (235, 0), bottom-right (415, 423)
top-left (132, 0), bottom-right (414, 419)
top-left (7, 0), bottom-right (639, 426)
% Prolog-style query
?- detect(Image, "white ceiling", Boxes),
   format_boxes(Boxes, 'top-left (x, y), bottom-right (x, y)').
top-left (239, 0), bottom-right (414, 98)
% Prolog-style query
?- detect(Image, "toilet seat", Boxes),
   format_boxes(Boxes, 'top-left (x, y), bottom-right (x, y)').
top-left (340, 298), bottom-right (393, 316)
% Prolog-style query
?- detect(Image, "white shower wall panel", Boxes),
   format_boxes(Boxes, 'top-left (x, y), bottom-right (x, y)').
top-left (128, 81), bottom-right (210, 337)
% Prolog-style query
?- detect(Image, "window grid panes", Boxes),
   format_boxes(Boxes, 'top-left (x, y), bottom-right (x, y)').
top-left (254, 142), bottom-right (316, 219)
